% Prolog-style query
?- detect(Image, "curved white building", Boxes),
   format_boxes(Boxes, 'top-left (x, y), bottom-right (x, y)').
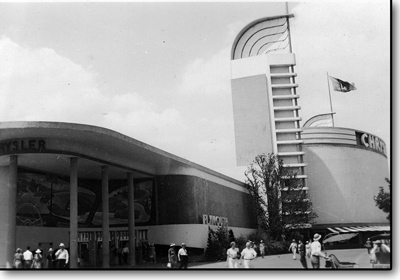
top-left (230, 14), bottom-right (390, 241)
top-left (302, 127), bottom-right (389, 230)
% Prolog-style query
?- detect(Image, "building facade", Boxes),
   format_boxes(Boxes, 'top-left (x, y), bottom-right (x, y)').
top-left (0, 121), bottom-right (257, 268)
top-left (230, 15), bottom-right (390, 242)
top-left (302, 127), bottom-right (389, 230)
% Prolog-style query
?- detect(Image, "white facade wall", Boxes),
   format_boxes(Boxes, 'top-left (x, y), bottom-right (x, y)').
top-left (304, 144), bottom-right (389, 225)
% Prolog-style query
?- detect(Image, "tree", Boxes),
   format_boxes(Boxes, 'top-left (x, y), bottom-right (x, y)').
top-left (205, 227), bottom-right (219, 261)
top-left (228, 229), bottom-right (236, 244)
top-left (244, 153), bottom-right (317, 240)
top-left (204, 226), bottom-right (230, 261)
top-left (373, 178), bottom-right (391, 220)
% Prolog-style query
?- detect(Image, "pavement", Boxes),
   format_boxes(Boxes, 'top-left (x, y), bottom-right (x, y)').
top-left (190, 248), bottom-right (373, 269)
top-left (100, 248), bottom-right (382, 270)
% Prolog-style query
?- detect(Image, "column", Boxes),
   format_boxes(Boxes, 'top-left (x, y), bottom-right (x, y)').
top-left (3, 155), bottom-right (18, 268)
top-left (101, 166), bottom-right (110, 268)
top-left (69, 157), bottom-right (78, 268)
top-left (127, 172), bottom-right (136, 266)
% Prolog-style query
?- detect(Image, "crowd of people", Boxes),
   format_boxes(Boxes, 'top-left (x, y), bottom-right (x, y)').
top-left (13, 243), bottom-right (69, 269)
top-left (285, 233), bottom-right (331, 269)
top-left (113, 242), bottom-right (157, 265)
top-left (12, 233), bottom-right (389, 269)
top-left (223, 233), bottom-right (332, 269)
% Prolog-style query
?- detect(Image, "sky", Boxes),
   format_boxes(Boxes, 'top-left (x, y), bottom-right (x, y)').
top-left (0, 0), bottom-right (391, 182)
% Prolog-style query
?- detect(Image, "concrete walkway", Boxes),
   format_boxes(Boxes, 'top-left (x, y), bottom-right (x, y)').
top-left (102, 248), bottom-right (380, 270)
top-left (190, 248), bottom-right (372, 269)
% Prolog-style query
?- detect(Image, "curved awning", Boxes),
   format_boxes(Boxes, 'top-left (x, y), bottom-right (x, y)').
top-left (327, 225), bottom-right (390, 233)
top-left (323, 233), bottom-right (358, 244)
top-left (0, 122), bottom-right (246, 192)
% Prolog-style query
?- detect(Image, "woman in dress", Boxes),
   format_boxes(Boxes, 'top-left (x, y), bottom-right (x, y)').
top-left (168, 243), bottom-right (177, 268)
top-left (226, 241), bottom-right (239, 268)
top-left (259, 240), bottom-right (265, 258)
top-left (305, 240), bottom-right (312, 258)
top-left (32, 249), bottom-right (43, 269)
top-left (13, 248), bottom-right (24, 269)
top-left (288, 239), bottom-right (298, 260)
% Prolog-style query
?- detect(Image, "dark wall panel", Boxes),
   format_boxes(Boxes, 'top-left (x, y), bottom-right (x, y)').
top-left (156, 175), bottom-right (257, 229)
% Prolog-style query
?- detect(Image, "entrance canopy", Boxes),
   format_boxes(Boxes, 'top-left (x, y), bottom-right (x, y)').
top-left (0, 121), bottom-right (244, 188)
top-left (323, 233), bottom-right (358, 244)
top-left (327, 225), bottom-right (390, 234)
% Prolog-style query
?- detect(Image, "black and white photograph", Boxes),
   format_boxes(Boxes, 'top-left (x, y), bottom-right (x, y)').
top-left (0, 0), bottom-right (392, 274)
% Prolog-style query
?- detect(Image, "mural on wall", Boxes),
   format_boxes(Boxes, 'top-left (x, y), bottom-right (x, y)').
top-left (92, 180), bottom-right (153, 226)
top-left (17, 173), bottom-right (95, 227)
top-left (17, 172), bottom-right (154, 227)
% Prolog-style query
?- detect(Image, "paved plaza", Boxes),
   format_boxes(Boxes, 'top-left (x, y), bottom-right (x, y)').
top-left (190, 248), bottom-right (372, 269)
top-left (114, 248), bottom-right (379, 270)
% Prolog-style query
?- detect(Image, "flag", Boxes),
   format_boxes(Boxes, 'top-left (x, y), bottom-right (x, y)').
top-left (329, 76), bottom-right (356, 92)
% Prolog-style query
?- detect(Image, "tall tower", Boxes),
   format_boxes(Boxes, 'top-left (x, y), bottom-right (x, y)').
top-left (230, 14), bottom-right (307, 191)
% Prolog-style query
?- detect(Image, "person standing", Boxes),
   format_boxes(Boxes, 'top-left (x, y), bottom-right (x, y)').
top-left (364, 238), bottom-right (372, 254)
top-left (168, 243), bottom-right (177, 268)
top-left (370, 240), bottom-right (390, 265)
top-left (305, 240), bottom-right (311, 259)
top-left (117, 246), bottom-right (123, 265)
top-left (288, 239), bottom-right (298, 260)
top-left (239, 242), bottom-right (257, 269)
top-left (13, 248), bottom-right (24, 269)
top-left (298, 240), bottom-right (308, 269)
top-left (310, 233), bottom-right (329, 269)
top-left (226, 241), bottom-right (239, 268)
top-left (55, 243), bottom-right (69, 268)
top-left (23, 246), bottom-right (33, 269)
top-left (122, 243), bottom-right (129, 264)
top-left (259, 240), bottom-right (265, 259)
top-left (253, 242), bottom-right (258, 256)
top-left (178, 243), bottom-right (189, 269)
top-left (32, 249), bottom-right (43, 269)
top-left (149, 243), bottom-right (157, 264)
top-left (46, 248), bottom-right (55, 268)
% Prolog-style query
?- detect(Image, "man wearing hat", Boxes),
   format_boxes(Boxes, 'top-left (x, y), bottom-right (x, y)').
top-left (55, 243), bottom-right (69, 268)
top-left (178, 243), bottom-right (189, 269)
top-left (310, 233), bottom-right (329, 269)
top-left (370, 240), bottom-right (390, 265)
top-left (46, 248), bottom-right (55, 268)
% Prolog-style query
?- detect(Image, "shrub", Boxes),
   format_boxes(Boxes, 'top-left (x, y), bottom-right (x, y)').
top-left (204, 226), bottom-right (230, 261)
top-left (238, 231), bottom-right (288, 256)
top-left (228, 229), bottom-right (236, 243)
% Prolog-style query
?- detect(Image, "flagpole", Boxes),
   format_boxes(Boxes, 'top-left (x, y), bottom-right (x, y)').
top-left (327, 72), bottom-right (335, 127)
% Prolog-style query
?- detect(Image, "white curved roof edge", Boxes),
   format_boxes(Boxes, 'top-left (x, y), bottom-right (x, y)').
top-left (0, 121), bottom-right (247, 189)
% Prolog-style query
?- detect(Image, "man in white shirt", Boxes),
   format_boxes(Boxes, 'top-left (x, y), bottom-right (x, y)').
top-left (23, 246), bottom-right (33, 269)
top-left (310, 233), bottom-right (329, 269)
top-left (239, 242), bottom-right (257, 268)
top-left (55, 243), bottom-right (69, 268)
top-left (122, 244), bottom-right (129, 264)
top-left (178, 243), bottom-right (188, 269)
